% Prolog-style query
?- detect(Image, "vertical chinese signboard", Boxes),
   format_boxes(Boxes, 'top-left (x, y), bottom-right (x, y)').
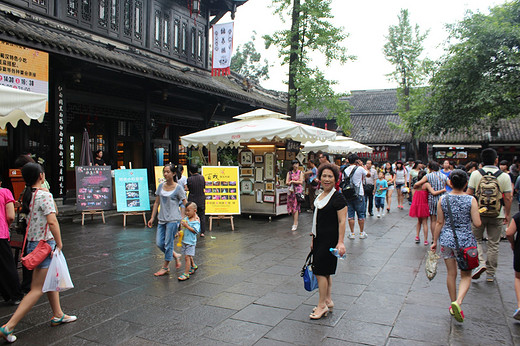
top-left (0, 40), bottom-right (49, 111)
top-left (202, 166), bottom-right (240, 215)
top-left (56, 85), bottom-right (66, 196)
top-left (114, 169), bottom-right (150, 212)
top-left (211, 22), bottom-right (233, 76)
top-left (75, 166), bottom-right (113, 211)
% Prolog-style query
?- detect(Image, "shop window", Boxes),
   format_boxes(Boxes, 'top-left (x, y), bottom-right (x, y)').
top-left (154, 10), bottom-right (161, 47)
top-left (197, 30), bottom-right (203, 61)
top-left (134, 1), bottom-right (143, 40)
top-left (123, 0), bottom-right (132, 36)
top-left (117, 121), bottom-right (128, 137)
top-left (178, 142), bottom-right (188, 165)
top-left (163, 14), bottom-right (170, 49)
top-left (67, 0), bottom-right (78, 17)
top-left (116, 141), bottom-right (125, 167)
top-left (110, 0), bottom-right (119, 31)
top-left (89, 134), bottom-right (106, 152)
top-left (181, 23), bottom-right (187, 54)
top-left (99, 0), bottom-right (107, 27)
top-left (82, 0), bottom-right (91, 22)
top-left (190, 28), bottom-right (196, 58)
top-left (173, 20), bottom-right (180, 52)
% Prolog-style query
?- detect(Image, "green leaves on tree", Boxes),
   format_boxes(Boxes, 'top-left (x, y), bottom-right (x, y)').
top-left (231, 32), bottom-right (270, 83)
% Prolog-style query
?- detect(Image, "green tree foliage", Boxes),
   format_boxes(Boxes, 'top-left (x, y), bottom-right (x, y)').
top-left (231, 32), bottom-right (270, 83)
top-left (383, 9), bottom-right (431, 159)
top-left (426, 1), bottom-right (520, 133)
top-left (264, 0), bottom-right (354, 129)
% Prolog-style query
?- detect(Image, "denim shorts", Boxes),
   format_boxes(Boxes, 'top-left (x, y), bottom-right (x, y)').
top-left (27, 240), bottom-right (56, 269)
top-left (396, 183), bottom-right (405, 190)
top-left (374, 196), bottom-right (385, 209)
top-left (346, 196), bottom-right (366, 220)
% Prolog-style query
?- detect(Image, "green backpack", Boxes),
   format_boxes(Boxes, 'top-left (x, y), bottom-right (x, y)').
top-left (475, 168), bottom-right (503, 218)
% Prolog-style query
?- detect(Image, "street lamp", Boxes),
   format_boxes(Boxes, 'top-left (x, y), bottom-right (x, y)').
top-left (191, 0), bottom-right (200, 15)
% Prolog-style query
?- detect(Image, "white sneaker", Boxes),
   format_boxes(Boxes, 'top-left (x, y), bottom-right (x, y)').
top-left (377, 212), bottom-right (381, 218)
top-left (348, 233), bottom-right (355, 239)
top-left (359, 232), bottom-right (368, 239)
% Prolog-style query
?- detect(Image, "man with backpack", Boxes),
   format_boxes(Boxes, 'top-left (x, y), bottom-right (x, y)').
top-left (341, 154), bottom-right (371, 239)
top-left (467, 148), bottom-right (512, 282)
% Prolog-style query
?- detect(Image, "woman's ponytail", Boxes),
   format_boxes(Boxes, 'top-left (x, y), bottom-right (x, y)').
top-left (20, 163), bottom-right (43, 214)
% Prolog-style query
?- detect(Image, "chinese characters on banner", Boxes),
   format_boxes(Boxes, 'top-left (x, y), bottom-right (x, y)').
top-left (0, 40), bottom-right (49, 111)
top-left (57, 85), bottom-right (66, 196)
top-left (211, 22), bottom-right (234, 76)
top-left (75, 166), bottom-right (113, 211)
top-left (202, 166), bottom-right (241, 215)
top-left (114, 169), bottom-right (151, 212)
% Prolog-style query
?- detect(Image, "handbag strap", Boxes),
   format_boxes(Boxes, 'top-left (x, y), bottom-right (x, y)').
top-left (301, 251), bottom-right (313, 276)
top-left (445, 195), bottom-right (461, 251)
top-left (20, 188), bottom-right (47, 256)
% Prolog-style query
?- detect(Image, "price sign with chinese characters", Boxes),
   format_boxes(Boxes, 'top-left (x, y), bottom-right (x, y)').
top-left (75, 166), bottom-right (113, 211)
top-left (202, 166), bottom-right (240, 215)
top-left (0, 40), bottom-right (49, 111)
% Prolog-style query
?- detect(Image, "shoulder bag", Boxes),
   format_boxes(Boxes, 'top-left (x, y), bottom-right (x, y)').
top-left (445, 195), bottom-right (478, 271)
top-left (21, 189), bottom-right (52, 270)
top-left (300, 251), bottom-right (319, 291)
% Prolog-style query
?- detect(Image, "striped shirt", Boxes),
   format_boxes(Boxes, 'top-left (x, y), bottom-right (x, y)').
top-left (426, 171), bottom-right (448, 215)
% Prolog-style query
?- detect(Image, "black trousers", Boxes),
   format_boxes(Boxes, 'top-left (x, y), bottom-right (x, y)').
top-left (0, 239), bottom-right (23, 301)
top-left (365, 190), bottom-right (374, 215)
top-left (197, 208), bottom-right (206, 234)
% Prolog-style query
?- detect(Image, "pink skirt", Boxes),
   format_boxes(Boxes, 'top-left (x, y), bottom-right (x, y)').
top-left (409, 190), bottom-right (430, 218)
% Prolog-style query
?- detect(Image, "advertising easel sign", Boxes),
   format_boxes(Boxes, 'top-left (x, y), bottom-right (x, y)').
top-left (114, 169), bottom-right (150, 212)
top-left (154, 165), bottom-right (188, 189)
top-left (75, 166), bottom-right (113, 211)
top-left (202, 166), bottom-right (240, 215)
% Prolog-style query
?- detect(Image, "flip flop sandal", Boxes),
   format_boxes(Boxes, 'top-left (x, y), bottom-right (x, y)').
top-left (449, 306), bottom-right (454, 316)
top-left (154, 267), bottom-right (170, 277)
top-left (188, 265), bottom-right (198, 275)
top-left (178, 273), bottom-right (190, 281)
top-left (450, 302), bottom-right (464, 322)
top-left (51, 314), bottom-right (77, 327)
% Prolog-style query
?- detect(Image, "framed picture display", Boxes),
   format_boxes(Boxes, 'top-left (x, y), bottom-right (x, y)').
top-left (255, 167), bottom-right (263, 182)
top-left (286, 151), bottom-right (296, 161)
top-left (254, 155), bottom-right (264, 163)
top-left (240, 179), bottom-right (254, 195)
top-left (264, 153), bottom-right (275, 180)
top-left (263, 195), bottom-right (275, 203)
top-left (276, 150), bottom-right (285, 160)
top-left (240, 151), bottom-right (253, 166)
top-left (256, 189), bottom-right (263, 203)
top-left (240, 167), bottom-right (253, 176)
top-left (265, 181), bottom-right (274, 192)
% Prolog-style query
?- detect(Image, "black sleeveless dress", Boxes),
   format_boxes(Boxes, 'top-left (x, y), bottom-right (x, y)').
top-left (312, 191), bottom-right (347, 276)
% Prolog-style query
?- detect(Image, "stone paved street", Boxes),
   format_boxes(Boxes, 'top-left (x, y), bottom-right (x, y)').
top-left (2, 202), bottom-right (520, 345)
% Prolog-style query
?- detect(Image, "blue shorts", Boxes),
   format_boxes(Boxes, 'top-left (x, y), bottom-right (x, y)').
top-left (374, 196), bottom-right (385, 209)
top-left (181, 243), bottom-right (196, 256)
top-left (396, 183), bottom-right (405, 190)
top-left (346, 196), bottom-right (366, 220)
top-left (27, 240), bottom-right (56, 269)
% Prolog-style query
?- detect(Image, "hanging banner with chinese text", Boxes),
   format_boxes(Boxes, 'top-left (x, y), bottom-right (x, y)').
top-left (0, 40), bottom-right (49, 111)
top-left (114, 169), bottom-right (150, 212)
top-left (211, 22), bottom-right (234, 76)
top-left (202, 166), bottom-right (240, 215)
top-left (75, 166), bottom-right (113, 211)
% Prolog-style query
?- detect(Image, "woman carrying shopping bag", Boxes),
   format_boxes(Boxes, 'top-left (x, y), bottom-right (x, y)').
top-left (1, 163), bottom-right (76, 343)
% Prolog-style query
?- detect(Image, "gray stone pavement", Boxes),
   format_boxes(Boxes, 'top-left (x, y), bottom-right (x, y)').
top-left (2, 201), bottom-right (520, 345)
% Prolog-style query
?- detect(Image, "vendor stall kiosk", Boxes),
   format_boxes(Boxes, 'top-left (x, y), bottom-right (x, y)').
top-left (181, 109), bottom-right (336, 217)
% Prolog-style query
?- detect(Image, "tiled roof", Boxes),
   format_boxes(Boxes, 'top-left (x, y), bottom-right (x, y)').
top-left (0, 9), bottom-right (285, 111)
top-left (349, 113), bottom-right (411, 144)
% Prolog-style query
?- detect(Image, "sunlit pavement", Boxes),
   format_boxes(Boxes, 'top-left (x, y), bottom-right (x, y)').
top-left (2, 200), bottom-right (520, 345)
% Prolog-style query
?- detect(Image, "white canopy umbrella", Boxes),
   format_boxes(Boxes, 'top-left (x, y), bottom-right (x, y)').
top-left (0, 85), bottom-right (47, 129)
top-left (302, 135), bottom-right (373, 154)
top-left (181, 109), bottom-right (337, 148)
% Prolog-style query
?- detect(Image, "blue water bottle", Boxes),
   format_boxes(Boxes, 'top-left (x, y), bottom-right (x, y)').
top-left (329, 248), bottom-right (346, 259)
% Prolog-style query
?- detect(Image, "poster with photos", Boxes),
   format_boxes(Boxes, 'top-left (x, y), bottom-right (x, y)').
top-left (202, 166), bottom-right (240, 215)
top-left (114, 169), bottom-right (150, 212)
top-left (75, 166), bottom-right (113, 211)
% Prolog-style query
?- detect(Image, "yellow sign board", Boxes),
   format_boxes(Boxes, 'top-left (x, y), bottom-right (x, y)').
top-left (0, 40), bottom-right (49, 111)
top-left (202, 166), bottom-right (240, 215)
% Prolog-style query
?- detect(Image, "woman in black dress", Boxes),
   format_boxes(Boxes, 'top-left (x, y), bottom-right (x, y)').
top-left (310, 163), bottom-right (347, 319)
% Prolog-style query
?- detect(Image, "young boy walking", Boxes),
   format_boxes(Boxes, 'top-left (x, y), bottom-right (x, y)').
top-left (375, 171), bottom-right (388, 218)
top-left (178, 202), bottom-right (200, 281)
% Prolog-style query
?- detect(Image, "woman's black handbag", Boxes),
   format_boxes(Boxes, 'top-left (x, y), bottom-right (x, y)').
top-left (296, 192), bottom-right (305, 204)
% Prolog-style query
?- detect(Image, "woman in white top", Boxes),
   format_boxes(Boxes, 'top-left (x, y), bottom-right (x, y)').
top-left (1, 163), bottom-right (76, 343)
top-left (148, 164), bottom-right (187, 276)
top-left (394, 161), bottom-right (408, 210)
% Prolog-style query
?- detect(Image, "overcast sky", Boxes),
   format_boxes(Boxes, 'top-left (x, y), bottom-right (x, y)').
top-left (220, 0), bottom-right (507, 93)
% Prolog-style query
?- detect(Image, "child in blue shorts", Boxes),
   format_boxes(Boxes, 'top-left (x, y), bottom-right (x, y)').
top-left (178, 202), bottom-right (200, 281)
top-left (375, 171), bottom-right (388, 218)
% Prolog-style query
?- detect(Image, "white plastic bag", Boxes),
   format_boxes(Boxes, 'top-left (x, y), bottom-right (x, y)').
top-left (42, 250), bottom-right (74, 292)
top-left (425, 250), bottom-right (440, 281)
